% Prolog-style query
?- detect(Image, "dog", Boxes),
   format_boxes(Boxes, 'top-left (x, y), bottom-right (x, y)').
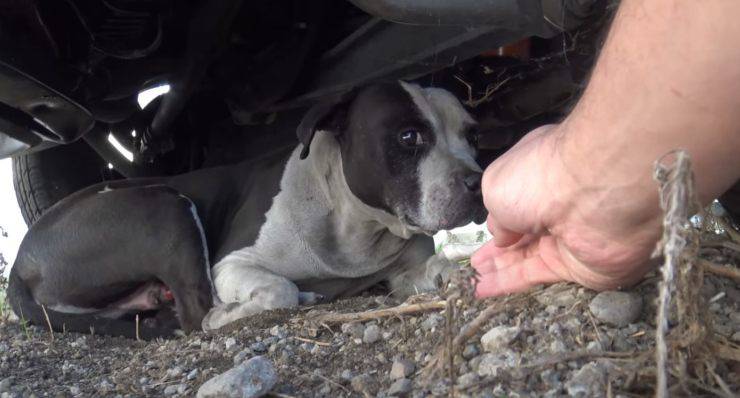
top-left (8, 81), bottom-right (486, 338)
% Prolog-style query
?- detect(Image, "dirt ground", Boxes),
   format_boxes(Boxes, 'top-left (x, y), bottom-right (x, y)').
top-left (0, 237), bottom-right (738, 397)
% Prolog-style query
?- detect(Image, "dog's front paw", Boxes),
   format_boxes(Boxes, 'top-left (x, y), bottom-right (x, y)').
top-left (298, 291), bottom-right (324, 305)
top-left (201, 301), bottom-right (265, 332)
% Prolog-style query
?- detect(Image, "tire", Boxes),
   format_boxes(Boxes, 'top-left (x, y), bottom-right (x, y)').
top-left (720, 181), bottom-right (740, 223)
top-left (12, 141), bottom-right (108, 226)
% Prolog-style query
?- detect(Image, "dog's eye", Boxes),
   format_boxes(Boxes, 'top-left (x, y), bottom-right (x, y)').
top-left (398, 130), bottom-right (424, 147)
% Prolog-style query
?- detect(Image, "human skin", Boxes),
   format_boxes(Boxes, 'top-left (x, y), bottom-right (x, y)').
top-left (472, 0), bottom-right (740, 297)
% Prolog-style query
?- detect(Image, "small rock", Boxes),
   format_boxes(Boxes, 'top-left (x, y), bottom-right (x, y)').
top-left (477, 350), bottom-right (519, 377)
top-left (341, 322), bottom-right (365, 339)
top-left (536, 286), bottom-right (579, 307)
top-left (387, 378), bottom-right (413, 396)
top-left (462, 344), bottom-right (479, 360)
top-left (269, 325), bottom-right (287, 339)
top-left (550, 340), bottom-right (567, 353)
top-left (589, 291), bottom-right (643, 327)
top-left (586, 341), bottom-right (603, 351)
top-left (390, 359), bottom-right (415, 379)
top-left (339, 370), bottom-right (354, 381)
top-left (187, 369), bottom-right (199, 381)
top-left (350, 374), bottom-right (377, 394)
top-left (0, 378), bottom-right (13, 393)
top-left (225, 337), bottom-right (238, 351)
top-left (250, 342), bottom-right (267, 353)
top-left (233, 349), bottom-right (252, 365)
top-left (420, 314), bottom-right (444, 331)
top-left (197, 356), bottom-right (277, 398)
top-left (456, 372), bottom-right (478, 389)
top-left (363, 324), bottom-right (381, 344)
top-left (565, 362), bottom-right (606, 397)
top-left (480, 325), bottom-right (520, 352)
top-left (98, 379), bottom-right (115, 391)
top-left (69, 386), bottom-right (80, 396)
top-left (167, 367), bottom-right (184, 379)
top-left (731, 331), bottom-right (740, 343)
top-left (164, 384), bottom-right (183, 396)
top-left (318, 383), bottom-right (332, 395)
top-left (729, 312), bottom-right (740, 324)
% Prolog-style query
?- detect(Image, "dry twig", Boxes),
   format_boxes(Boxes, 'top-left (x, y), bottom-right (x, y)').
top-left (40, 305), bottom-right (54, 343)
top-left (699, 259), bottom-right (740, 281)
top-left (312, 300), bottom-right (446, 324)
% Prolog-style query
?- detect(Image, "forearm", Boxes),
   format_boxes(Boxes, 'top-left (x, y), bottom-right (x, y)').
top-left (559, 0), bottom-right (740, 213)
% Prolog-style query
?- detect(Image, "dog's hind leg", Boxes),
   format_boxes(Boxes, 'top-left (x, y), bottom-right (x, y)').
top-left (202, 260), bottom-right (300, 331)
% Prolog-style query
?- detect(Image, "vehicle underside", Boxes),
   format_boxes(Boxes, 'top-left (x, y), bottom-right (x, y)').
top-left (0, 0), bottom-right (646, 223)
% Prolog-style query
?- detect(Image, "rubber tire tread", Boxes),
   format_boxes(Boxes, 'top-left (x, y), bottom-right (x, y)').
top-left (12, 142), bottom-right (106, 226)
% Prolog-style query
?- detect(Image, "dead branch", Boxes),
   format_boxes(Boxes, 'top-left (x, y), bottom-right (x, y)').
top-left (700, 259), bottom-right (740, 281)
top-left (312, 300), bottom-right (446, 324)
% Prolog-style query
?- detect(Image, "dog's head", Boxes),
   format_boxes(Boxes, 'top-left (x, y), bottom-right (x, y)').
top-left (297, 81), bottom-right (487, 234)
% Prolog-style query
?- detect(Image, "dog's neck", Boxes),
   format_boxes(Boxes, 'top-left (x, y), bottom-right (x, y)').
top-left (308, 131), bottom-right (420, 240)
top-left (219, 132), bottom-right (418, 281)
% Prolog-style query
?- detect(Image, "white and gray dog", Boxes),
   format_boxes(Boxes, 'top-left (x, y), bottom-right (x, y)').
top-left (8, 81), bottom-right (486, 338)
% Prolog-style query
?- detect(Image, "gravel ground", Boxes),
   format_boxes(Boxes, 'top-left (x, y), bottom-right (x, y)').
top-left (1, 244), bottom-right (738, 397)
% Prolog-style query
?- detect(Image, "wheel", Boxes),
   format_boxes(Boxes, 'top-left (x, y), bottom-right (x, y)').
top-left (12, 141), bottom-right (109, 226)
top-left (720, 181), bottom-right (740, 223)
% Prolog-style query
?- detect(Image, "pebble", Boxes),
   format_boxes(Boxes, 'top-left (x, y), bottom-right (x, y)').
top-left (462, 344), bottom-right (479, 360)
top-left (363, 324), bottom-right (381, 344)
top-left (589, 291), bottom-right (643, 327)
top-left (387, 378), bottom-right (413, 396)
top-left (477, 350), bottom-right (519, 377)
top-left (250, 342), bottom-right (267, 353)
top-left (197, 356), bottom-right (277, 398)
top-left (456, 372), bottom-right (479, 389)
top-left (480, 325), bottom-right (520, 352)
top-left (340, 370), bottom-right (354, 381)
top-left (390, 359), bottom-right (415, 379)
top-left (234, 349), bottom-right (252, 365)
top-left (550, 339), bottom-right (567, 353)
top-left (586, 341), bottom-right (603, 351)
top-left (341, 322), bottom-right (365, 339)
top-left (224, 337), bottom-right (237, 351)
top-left (350, 374), bottom-right (377, 394)
top-left (0, 378), bottom-right (12, 393)
top-left (164, 384), bottom-right (185, 396)
top-left (167, 366), bottom-right (183, 379)
top-left (269, 325), bottom-right (287, 339)
top-left (536, 286), bottom-right (579, 307)
top-left (187, 369), bottom-right (199, 381)
top-left (731, 331), bottom-right (740, 343)
top-left (420, 314), bottom-right (444, 331)
top-left (565, 362), bottom-right (606, 397)
top-left (69, 386), bottom-right (80, 396)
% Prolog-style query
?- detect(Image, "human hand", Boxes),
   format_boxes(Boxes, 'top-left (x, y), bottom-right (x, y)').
top-left (471, 124), bottom-right (662, 297)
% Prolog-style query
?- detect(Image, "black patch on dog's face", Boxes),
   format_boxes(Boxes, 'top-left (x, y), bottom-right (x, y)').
top-left (337, 83), bottom-right (429, 220)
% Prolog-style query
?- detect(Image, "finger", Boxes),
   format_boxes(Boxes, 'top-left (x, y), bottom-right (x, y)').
top-left (471, 241), bottom-right (524, 275)
top-left (486, 214), bottom-right (523, 247)
top-left (475, 255), bottom-right (564, 298)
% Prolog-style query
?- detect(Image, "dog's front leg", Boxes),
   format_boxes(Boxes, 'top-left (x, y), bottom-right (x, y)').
top-left (202, 260), bottom-right (301, 331)
top-left (387, 252), bottom-right (460, 298)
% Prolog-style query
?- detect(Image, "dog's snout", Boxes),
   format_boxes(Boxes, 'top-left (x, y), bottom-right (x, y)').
top-left (463, 173), bottom-right (481, 193)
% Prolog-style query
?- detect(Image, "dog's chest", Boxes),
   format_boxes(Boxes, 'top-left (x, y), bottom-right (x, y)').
top-left (214, 145), bottom-right (410, 281)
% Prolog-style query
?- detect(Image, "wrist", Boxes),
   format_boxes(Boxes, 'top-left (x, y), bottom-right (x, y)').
top-left (546, 120), bottom-right (662, 233)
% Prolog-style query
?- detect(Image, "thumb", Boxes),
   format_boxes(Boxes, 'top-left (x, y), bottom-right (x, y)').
top-left (486, 214), bottom-right (523, 247)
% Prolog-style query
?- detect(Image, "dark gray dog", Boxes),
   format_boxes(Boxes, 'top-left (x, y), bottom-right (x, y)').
top-left (8, 82), bottom-right (486, 338)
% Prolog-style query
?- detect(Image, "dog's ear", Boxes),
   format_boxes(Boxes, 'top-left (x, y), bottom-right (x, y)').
top-left (297, 88), bottom-right (358, 159)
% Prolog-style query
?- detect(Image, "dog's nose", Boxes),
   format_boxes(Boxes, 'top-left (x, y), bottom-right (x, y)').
top-left (463, 173), bottom-right (481, 192)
